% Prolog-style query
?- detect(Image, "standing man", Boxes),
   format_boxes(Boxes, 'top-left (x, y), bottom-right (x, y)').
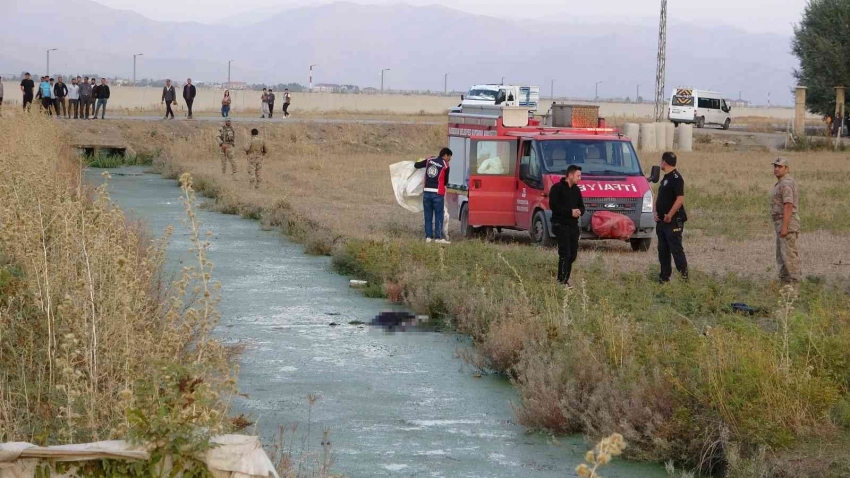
top-left (78, 76), bottom-right (92, 119)
top-left (260, 88), bottom-right (269, 118)
top-left (20, 73), bottom-right (35, 111)
top-left (217, 118), bottom-right (237, 176)
top-left (54, 76), bottom-right (68, 118)
top-left (282, 88), bottom-right (291, 118)
top-left (245, 128), bottom-right (267, 189)
top-left (94, 77), bottom-right (110, 119)
top-left (267, 88), bottom-right (275, 119)
top-left (549, 165), bottom-right (585, 288)
top-left (162, 79), bottom-right (177, 119)
top-left (414, 148), bottom-right (452, 244)
top-left (655, 152), bottom-right (688, 283)
top-left (771, 157), bottom-right (801, 286)
top-left (183, 78), bottom-right (196, 119)
top-left (88, 78), bottom-right (97, 119)
top-left (68, 77), bottom-right (80, 119)
top-left (48, 78), bottom-right (57, 116)
top-left (39, 77), bottom-right (53, 114)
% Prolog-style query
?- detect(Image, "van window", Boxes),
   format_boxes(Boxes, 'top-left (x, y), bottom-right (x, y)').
top-left (711, 98), bottom-right (721, 109)
top-left (698, 97), bottom-right (712, 109)
top-left (474, 140), bottom-right (516, 176)
top-left (673, 94), bottom-right (694, 107)
top-left (540, 140), bottom-right (642, 176)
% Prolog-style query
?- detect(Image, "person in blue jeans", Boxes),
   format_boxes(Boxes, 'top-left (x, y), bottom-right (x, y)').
top-left (414, 147), bottom-right (452, 244)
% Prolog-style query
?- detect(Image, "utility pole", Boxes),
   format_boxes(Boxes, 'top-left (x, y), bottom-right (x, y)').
top-left (444, 73), bottom-right (448, 95)
top-left (653, 0), bottom-right (668, 121)
top-left (227, 59), bottom-right (233, 87)
top-left (46, 48), bottom-right (57, 76)
top-left (501, 76), bottom-right (505, 85)
top-left (133, 53), bottom-right (144, 87)
top-left (551, 79), bottom-right (555, 100)
top-left (309, 64), bottom-right (317, 92)
top-left (637, 84), bottom-right (640, 103)
top-left (595, 81), bottom-right (603, 100)
top-left (381, 68), bottom-right (390, 92)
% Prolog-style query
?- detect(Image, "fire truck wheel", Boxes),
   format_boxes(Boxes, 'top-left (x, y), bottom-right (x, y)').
top-left (630, 238), bottom-right (652, 252)
top-left (532, 211), bottom-right (555, 247)
top-left (459, 204), bottom-right (476, 238)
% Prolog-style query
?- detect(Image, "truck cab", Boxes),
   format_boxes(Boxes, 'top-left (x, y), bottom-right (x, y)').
top-left (446, 105), bottom-right (657, 251)
top-left (450, 84), bottom-right (540, 113)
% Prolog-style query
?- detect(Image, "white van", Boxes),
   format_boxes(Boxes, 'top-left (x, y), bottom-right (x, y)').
top-left (668, 88), bottom-right (732, 129)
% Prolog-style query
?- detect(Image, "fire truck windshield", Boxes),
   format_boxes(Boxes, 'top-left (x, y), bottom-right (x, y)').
top-left (540, 140), bottom-right (643, 176)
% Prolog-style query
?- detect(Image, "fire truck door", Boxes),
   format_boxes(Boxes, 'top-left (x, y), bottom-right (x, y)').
top-left (468, 137), bottom-right (518, 228)
top-left (515, 140), bottom-right (544, 230)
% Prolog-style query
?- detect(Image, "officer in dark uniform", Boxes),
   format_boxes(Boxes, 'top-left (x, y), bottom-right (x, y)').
top-left (655, 152), bottom-right (688, 283)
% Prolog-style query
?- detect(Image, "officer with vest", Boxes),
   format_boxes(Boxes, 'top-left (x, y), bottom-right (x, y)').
top-left (655, 152), bottom-right (688, 283)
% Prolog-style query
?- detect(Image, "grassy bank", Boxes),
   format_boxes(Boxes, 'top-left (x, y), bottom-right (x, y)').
top-left (0, 113), bottom-right (243, 476)
top-left (120, 120), bottom-right (850, 476)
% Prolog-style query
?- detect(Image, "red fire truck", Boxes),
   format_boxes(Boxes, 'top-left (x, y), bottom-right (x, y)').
top-left (445, 104), bottom-right (660, 250)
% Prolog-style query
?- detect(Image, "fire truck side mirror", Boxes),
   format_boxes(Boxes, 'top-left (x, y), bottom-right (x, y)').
top-left (648, 165), bottom-right (661, 184)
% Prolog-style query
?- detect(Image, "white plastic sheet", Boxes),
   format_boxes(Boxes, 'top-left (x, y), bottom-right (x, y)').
top-left (0, 435), bottom-right (279, 478)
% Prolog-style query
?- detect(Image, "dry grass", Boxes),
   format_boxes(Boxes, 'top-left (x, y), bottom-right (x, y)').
top-left (0, 112), bottom-right (236, 449)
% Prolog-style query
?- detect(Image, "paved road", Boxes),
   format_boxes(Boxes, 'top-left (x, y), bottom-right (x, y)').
top-left (694, 126), bottom-right (787, 150)
top-left (92, 115), bottom-right (441, 126)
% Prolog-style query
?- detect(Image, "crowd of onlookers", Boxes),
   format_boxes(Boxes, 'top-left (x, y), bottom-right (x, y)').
top-left (1, 72), bottom-right (294, 120)
top-left (12, 72), bottom-right (111, 119)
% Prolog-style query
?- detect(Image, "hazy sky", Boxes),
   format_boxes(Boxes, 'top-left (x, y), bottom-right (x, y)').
top-left (93, 0), bottom-right (806, 34)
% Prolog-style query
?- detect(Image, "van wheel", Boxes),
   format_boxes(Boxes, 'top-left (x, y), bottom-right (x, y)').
top-left (459, 204), bottom-right (475, 238)
top-left (722, 118), bottom-right (731, 130)
top-left (673, 122), bottom-right (679, 127)
top-left (532, 211), bottom-right (555, 247)
top-left (630, 238), bottom-right (652, 252)
top-left (696, 116), bottom-right (706, 129)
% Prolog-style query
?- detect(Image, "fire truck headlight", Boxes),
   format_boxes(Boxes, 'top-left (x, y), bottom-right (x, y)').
top-left (642, 190), bottom-right (653, 213)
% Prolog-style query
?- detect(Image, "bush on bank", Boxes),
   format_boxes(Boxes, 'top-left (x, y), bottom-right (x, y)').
top-left (0, 114), bottom-right (237, 459)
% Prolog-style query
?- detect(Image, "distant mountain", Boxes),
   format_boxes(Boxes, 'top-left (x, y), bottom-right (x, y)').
top-left (0, 0), bottom-right (798, 104)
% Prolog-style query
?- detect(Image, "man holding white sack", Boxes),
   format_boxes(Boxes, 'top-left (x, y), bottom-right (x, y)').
top-left (413, 148), bottom-right (452, 244)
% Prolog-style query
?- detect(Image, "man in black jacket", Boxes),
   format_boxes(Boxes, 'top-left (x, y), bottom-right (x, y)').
top-left (54, 76), bottom-right (68, 118)
top-left (655, 152), bottom-right (688, 283)
top-left (183, 78), bottom-right (196, 119)
top-left (94, 78), bottom-right (110, 119)
top-left (548, 165), bottom-right (585, 288)
top-left (267, 88), bottom-right (275, 119)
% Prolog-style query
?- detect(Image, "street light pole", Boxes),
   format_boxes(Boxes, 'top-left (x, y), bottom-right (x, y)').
top-left (227, 59), bottom-right (233, 87)
top-left (309, 64), bottom-right (317, 92)
top-left (595, 81), bottom-right (603, 100)
top-left (133, 53), bottom-right (144, 87)
top-left (501, 76), bottom-right (505, 85)
top-left (637, 84), bottom-right (640, 102)
top-left (46, 48), bottom-right (57, 76)
top-left (444, 73), bottom-right (448, 95)
top-left (551, 79), bottom-right (555, 100)
top-left (381, 68), bottom-right (391, 92)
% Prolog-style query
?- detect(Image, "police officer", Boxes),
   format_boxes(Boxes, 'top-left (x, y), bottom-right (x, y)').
top-left (217, 118), bottom-right (237, 176)
top-left (655, 152), bottom-right (688, 283)
top-left (245, 128), bottom-right (267, 189)
top-left (771, 157), bottom-right (801, 286)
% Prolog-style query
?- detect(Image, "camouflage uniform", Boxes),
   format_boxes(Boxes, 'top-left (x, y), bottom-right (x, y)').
top-left (217, 123), bottom-right (237, 175)
top-left (245, 135), bottom-right (267, 189)
top-left (771, 165), bottom-right (801, 284)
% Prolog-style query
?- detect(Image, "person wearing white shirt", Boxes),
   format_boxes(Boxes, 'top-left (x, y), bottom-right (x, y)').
top-left (67, 78), bottom-right (80, 119)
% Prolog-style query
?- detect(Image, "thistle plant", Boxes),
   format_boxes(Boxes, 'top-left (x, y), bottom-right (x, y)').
top-left (576, 433), bottom-right (626, 478)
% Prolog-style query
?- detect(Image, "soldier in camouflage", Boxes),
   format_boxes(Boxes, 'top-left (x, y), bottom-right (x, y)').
top-left (245, 128), bottom-right (267, 189)
top-left (217, 118), bottom-right (237, 175)
top-left (771, 157), bottom-right (801, 286)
